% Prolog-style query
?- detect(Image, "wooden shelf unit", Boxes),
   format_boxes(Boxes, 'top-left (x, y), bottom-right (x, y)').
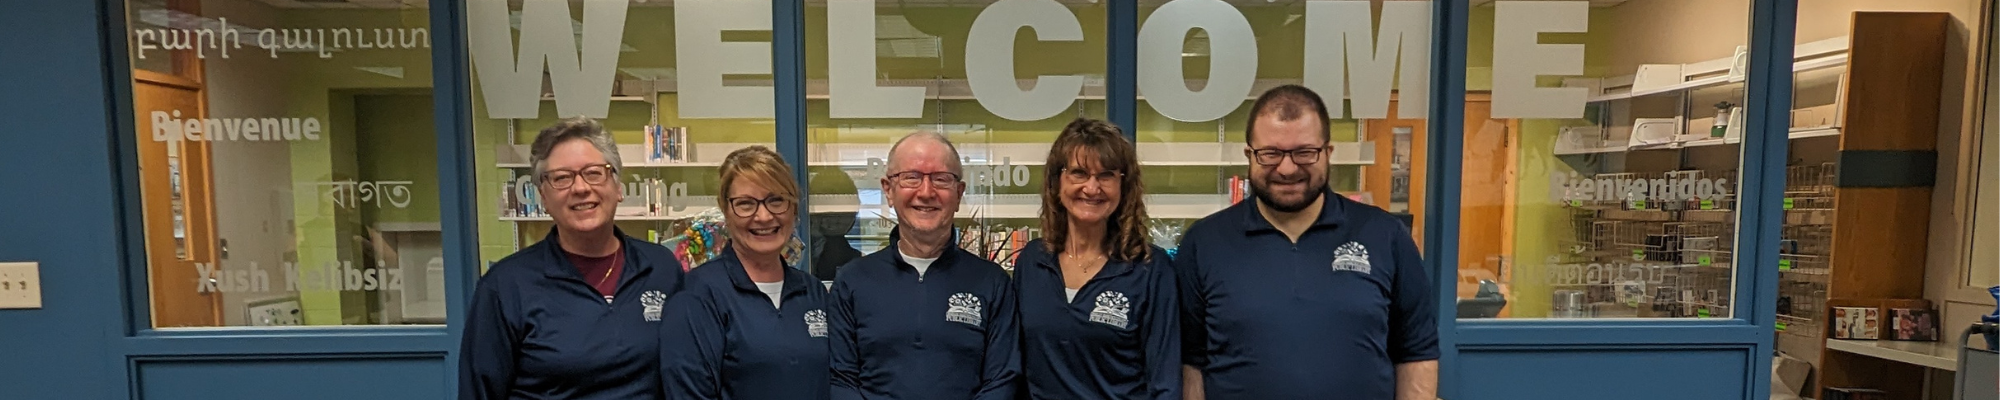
top-left (1791, 12), bottom-right (1950, 400)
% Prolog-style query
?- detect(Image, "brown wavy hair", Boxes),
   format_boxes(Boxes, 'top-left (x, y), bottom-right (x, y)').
top-left (1039, 118), bottom-right (1151, 263)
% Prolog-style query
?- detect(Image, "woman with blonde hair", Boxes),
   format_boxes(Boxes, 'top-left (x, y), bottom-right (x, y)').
top-left (659, 145), bottom-right (830, 400)
top-left (1014, 118), bottom-right (1179, 399)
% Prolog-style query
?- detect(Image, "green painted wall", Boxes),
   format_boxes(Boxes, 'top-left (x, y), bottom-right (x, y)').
top-left (272, 8), bottom-right (433, 324)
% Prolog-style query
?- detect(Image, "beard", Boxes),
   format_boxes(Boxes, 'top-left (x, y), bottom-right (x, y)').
top-left (1251, 174), bottom-right (1326, 213)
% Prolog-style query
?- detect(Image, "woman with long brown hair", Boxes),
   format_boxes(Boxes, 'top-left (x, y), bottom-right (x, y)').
top-left (1014, 118), bottom-right (1179, 400)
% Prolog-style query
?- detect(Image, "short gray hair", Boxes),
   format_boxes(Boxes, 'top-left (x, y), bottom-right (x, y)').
top-left (529, 116), bottom-right (623, 181)
top-left (887, 131), bottom-right (963, 174)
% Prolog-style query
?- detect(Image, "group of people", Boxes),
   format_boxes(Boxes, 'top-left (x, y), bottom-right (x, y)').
top-left (459, 85), bottom-right (1439, 400)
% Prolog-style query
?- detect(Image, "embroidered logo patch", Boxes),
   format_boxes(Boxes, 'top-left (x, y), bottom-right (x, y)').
top-left (639, 290), bottom-right (668, 322)
top-left (945, 293), bottom-right (984, 327)
top-left (1331, 242), bottom-right (1372, 274)
top-left (804, 309), bottom-right (828, 338)
top-left (1089, 291), bottom-right (1132, 329)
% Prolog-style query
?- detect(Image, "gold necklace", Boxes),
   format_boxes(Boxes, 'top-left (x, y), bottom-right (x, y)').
top-left (1064, 251), bottom-right (1106, 273)
top-left (595, 251), bottom-right (620, 287)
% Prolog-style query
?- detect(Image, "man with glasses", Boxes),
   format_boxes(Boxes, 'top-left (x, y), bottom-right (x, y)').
top-left (460, 117), bottom-right (686, 400)
top-left (828, 132), bottom-right (1020, 400)
top-left (1174, 85), bottom-right (1438, 400)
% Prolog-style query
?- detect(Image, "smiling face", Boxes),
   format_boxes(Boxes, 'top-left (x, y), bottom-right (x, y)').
top-left (1058, 148), bottom-right (1121, 227)
top-left (1246, 114), bottom-right (1329, 213)
top-left (538, 138), bottom-right (621, 236)
top-left (881, 136), bottom-right (964, 241)
top-left (724, 176), bottom-right (796, 260)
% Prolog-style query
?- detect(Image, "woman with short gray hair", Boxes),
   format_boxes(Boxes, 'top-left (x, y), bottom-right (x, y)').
top-left (459, 116), bottom-right (687, 400)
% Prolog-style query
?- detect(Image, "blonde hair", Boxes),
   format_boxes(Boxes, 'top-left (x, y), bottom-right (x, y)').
top-left (717, 145), bottom-right (801, 211)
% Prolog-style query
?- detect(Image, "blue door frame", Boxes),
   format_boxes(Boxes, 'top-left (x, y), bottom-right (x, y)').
top-left (0, 0), bottom-right (1802, 398)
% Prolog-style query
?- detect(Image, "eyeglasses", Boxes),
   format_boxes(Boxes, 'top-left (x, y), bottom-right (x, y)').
top-left (886, 171), bottom-right (961, 189)
top-left (1249, 146), bottom-right (1329, 167)
top-left (542, 164), bottom-right (616, 190)
top-left (727, 195), bottom-right (792, 218)
top-left (1061, 168), bottom-right (1123, 185)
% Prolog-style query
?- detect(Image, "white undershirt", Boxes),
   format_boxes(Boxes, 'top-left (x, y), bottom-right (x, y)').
top-left (901, 250), bottom-right (939, 279)
top-left (1065, 288), bottom-right (1079, 303)
top-left (755, 281), bottom-right (784, 308)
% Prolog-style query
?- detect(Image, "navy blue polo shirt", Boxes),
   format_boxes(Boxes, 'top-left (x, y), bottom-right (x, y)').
top-left (459, 228), bottom-right (687, 400)
top-left (659, 245), bottom-right (831, 400)
top-left (1174, 192), bottom-right (1438, 400)
top-left (828, 229), bottom-right (1020, 400)
top-left (1014, 240), bottom-right (1180, 400)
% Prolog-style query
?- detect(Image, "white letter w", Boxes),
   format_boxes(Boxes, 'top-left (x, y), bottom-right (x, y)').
top-left (468, 0), bottom-right (628, 118)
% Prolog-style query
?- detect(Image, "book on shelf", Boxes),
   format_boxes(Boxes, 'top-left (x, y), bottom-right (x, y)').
top-left (643, 126), bottom-right (693, 163)
top-left (502, 177), bottom-right (684, 220)
top-left (1227, 176), bottom-right (1250, 205)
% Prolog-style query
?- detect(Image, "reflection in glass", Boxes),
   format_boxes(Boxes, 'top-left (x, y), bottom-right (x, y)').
top-left (803, 0), bottom-right (1107, 272)
top-left (126, 0), bottom-right (439, 327)
top-left (466, 1), bottom-right (779, 296)
top-left (1461, 0), bottom-right (1753, 320)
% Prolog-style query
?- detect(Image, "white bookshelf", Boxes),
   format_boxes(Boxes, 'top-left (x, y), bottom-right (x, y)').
top-left (1573, 36), bottom-right (1851, 103)
top-left (1553, 127), bottom-right (1840, 156)
top-left (809, 193), bottom-right (1265, 220)
top-left (500, 196), bottom-right (719, 222)
top-left (496, 141), bottom-right (1377, 169)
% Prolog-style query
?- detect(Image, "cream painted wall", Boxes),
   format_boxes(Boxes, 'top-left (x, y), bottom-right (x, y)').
top-left (201, 0), bottom-right (295, 327)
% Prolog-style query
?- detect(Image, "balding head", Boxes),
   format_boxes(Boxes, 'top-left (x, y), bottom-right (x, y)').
top-left (887, 131), bottom-right (964, 176)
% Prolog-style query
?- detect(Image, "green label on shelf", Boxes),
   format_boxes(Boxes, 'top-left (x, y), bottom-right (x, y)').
top-left (1568, 200), bottom-right (1582, 208)
top-left (1776, 322), bottom-right (1789, 331)
top-left (1632, 250), bottom-right (1646, 261)
top-left (1699, 256), bottom-right (1712, 266)
top-left (1698, 308), bottom-right (1711, 318)
top-left (1630, 199), bottom-right (1646, 209)
top-left (1779, 260), bottom-right (1793, 271)
top-left (1701, 199), bottom-right (1715, 210)
top-left (1783, 198), bottom-right (1795, 210)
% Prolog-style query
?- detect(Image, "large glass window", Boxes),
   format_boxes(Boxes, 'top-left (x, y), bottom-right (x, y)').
top-left (1133, 0), bottom-right (1433, 266)
top-left (803, 0), bottom-right (1107, 278)
top-left (466, 1), bottom-right (778, 275)
top-left (1463, 0), bottom-right (1751, 320)
top-left (125, 0), bottom-right (439, 327)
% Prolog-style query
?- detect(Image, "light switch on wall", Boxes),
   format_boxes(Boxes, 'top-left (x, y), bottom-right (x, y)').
top-left (0, 262), bottom-right (43, 309)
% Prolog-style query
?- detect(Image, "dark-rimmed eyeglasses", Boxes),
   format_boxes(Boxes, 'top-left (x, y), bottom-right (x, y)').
top-left (886, 171), bottom-right (961, 189)
top-left (1061, 168), bottom-right (1123, 185)
top-left (727, 195), bottom-right (792, 218)
top-left (1248, 146), bottom-right (1329, 167)
top-left (542, 164), bottom-right (616, 190)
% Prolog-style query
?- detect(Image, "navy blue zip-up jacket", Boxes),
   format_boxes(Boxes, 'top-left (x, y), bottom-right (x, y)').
top-left (659, 246), bottom-right (831, 400)
top-left (459, 228), bottom-right (687, 400)
top-left (1014, 240), bottom-right (1179, 400)
top-left (1176, 191), bottom-right (1439, 400)
top-left (828, 228), bottom-right (1020, 400)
